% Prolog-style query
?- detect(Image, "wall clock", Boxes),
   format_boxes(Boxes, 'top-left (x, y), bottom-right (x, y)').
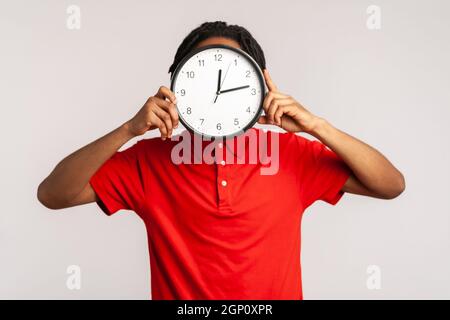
top-left (170, 44), bottom-right (266, 139)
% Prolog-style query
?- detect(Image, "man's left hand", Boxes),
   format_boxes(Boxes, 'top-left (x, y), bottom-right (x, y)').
top-left (258, 69), bottom-right (320, 134)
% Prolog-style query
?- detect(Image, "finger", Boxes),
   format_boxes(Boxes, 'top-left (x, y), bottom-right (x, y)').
top-left (155, 86), bottom-right (177, 104)
top-left (263, 91), bottom-right (274, 113)
top-left (267, 99), bottom-right (280, 124)
top-left (271, 98), bottom-right (296, 124)
top-left (263, 69), bottom-right (278, 92)
top-left (267, 97), bottom-right (295, 124)
top-left (275, 98), bottom-right (296, 105)
top-left (166, 103), bottom-right (179, 129)
top-left (263, 91), bottom-right (289, 113)
top-left (257, 115), bottom-right (269, 124)
top-left (274, 104), bottom-right (290, 126)
top-left (154, 98), bottom-right (179, 129)
top-left (275, 104), bottom-right (300, 126)
top-left (149, 113), bottom-right (168, 140)
top-left (274, 106), bottom-right (285, 126)
top-left (152, 106), bottom-right (173, 139)
top-left (156, 107), bottom-right (173, 138)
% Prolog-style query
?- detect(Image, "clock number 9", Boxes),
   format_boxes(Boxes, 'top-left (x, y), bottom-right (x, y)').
top-left (180, 89), bottom-right (186, 96)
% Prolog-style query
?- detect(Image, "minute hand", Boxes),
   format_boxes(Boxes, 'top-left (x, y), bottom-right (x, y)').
top-left (218, 85), bottom-right (250, 94)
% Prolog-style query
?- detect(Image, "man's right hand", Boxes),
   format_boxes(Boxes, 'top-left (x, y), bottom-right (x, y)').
top-left (37, 85), bottom-right (180, 209)
top-left (125, 86), bottom-right (179, 140)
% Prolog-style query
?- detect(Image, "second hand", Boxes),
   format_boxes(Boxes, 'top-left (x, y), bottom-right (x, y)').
top-left (214, 62), bottom-right (232, 103)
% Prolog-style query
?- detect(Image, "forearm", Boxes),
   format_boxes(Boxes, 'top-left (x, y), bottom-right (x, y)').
top-left (38, 122), bottom-right (135, 207)
top-left (309, 118), bottom-right (405, 198)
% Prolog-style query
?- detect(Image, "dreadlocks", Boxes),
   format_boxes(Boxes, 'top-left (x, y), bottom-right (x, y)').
top-left (168, 21), bottom-right (266, 76)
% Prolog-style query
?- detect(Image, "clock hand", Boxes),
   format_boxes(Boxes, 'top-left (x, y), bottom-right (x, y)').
top-left (214, 69), bottom-right (222, 103)
top-left (213, 62), bottom-right (231, 104)
top-left (218, 85), bottom-right (250, 94)
top-left (219, 62), bottom-right (231, 93)
top-left (217, 69), bottom-right (222, 93)
top-left (220, 62), bottom-right (232, 89)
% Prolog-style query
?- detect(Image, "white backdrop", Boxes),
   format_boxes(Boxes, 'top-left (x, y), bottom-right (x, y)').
top-left (0, 0), bottom-right (449, 299)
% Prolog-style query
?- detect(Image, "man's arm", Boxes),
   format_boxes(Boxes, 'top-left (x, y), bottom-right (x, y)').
top-left (37, 123), bottom-right (135, 209)
top-left (309, 119), bottom-right (405, 199)
top-left (258, 69), bottom-right (405, 199)
top-left (37, 86), bottom-right (178, 209)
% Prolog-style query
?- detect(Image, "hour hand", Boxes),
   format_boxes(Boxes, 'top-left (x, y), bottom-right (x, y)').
top-left (214, 69), bottom-right (222, 103)
top-left (218, 85), bottom-right (250, 94)
top-left (217, 69), bottom-right (222, 93)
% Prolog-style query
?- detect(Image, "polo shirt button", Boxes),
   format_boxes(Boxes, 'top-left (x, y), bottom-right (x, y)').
top-left (220, 160), bottom-right (226, 166)
top-left (221, 180), bottom-right (227, 187)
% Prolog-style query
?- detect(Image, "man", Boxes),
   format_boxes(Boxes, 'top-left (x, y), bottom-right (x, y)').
top-left (37, 21), bottom-right (405, 299)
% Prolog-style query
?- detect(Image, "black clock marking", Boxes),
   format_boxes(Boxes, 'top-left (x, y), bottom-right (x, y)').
top-left (219, 85), bottom-right (249, 95)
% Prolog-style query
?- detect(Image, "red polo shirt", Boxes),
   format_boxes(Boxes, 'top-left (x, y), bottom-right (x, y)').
top-left (89, 128), bottom-right (350, 299)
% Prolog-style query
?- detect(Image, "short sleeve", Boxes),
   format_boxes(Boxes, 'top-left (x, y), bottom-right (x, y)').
top-left (89, 141), bottom-right (145, 216)
top-left (295, 135), bottom-right (351, 209)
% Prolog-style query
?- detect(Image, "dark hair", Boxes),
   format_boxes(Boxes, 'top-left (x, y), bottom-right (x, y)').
top-left (168, 21), bottom-right (266, 77)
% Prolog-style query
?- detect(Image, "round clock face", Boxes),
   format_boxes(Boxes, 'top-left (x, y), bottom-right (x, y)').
top-left (170, 44), bottom-right (266, 138)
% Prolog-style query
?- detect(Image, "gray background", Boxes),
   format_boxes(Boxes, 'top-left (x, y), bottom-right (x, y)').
top-left (1, 0), bottom-right (449, 299)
